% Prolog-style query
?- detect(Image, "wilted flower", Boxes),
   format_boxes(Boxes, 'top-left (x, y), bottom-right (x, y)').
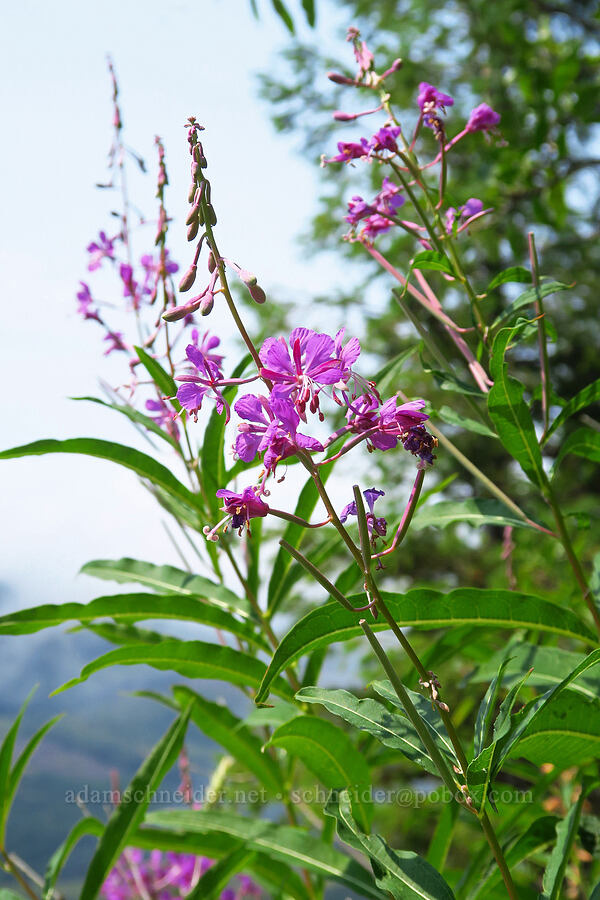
top-left (340, 487), bottom-right (387, 545)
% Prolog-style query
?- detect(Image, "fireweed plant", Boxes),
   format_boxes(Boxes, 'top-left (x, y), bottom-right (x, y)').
top-left (2, 34), bottom-right (600, 900)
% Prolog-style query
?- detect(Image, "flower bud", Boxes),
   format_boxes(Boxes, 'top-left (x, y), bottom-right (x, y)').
top-left (162, 295), bottom-right (202, 322)
top-left (327, 71), bottom-right (355, 85)
top-left (333, 111), bottom-right (358, 121)
top-left (206, 205), bottom-right (217, 226)
top-left (191, 161), bottom-right (201, 181)
top-left (178, 264), bottom-right (197, 292)
top-left (200, 293), bottom-right (214, 316)
top-left (238, 269), bottom-right (257, 286)
top-left (248, 284), bottom-right (266, 304)
top-left (185, 205), bottom-right (199, 226)
top-left (207, 251), bottom-right (217, 273)
top-left (187, 220), bottom-right (199, 241)
top-left (187, 182), bottom-right (196, 203)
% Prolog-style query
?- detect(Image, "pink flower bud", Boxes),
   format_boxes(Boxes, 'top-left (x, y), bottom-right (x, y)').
top-left (327, 71), bottom-right (356, 85)
top-left (187, 220), bottom-right (199, 241)
top-left (162, 295), bottom-right (202, 322)
top-left (248, 284), bottom-right (266, 304)
top-left (178, 264), bottom-right (197, 292)
top-left (208, 251), bottom-right (217, 273)
top-left (200, 293), bottom-right (214, 315)
top-left (185, 205), bottom-right (199, 226)
top-left (238, 269), bottom-right (257, 286)
top-left (333, 111), bottom-right (358, 121)
top-left (187, 182), bottom-right (196, 203)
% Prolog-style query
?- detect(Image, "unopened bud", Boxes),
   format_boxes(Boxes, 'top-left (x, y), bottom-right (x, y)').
top-left (162, 295), bottom-right (202, 322)
top-left (178, 264), bottom-right (197, 292)
top-left (381, 58), bottom-right (403, 79)
top-left (333, 111), bottom-right (358, 121)
top-left (191, 161), bottom-right (201, 181)
top-left (200, 293), bottom-right (214, 316)
top-left (238, 269), bottom-right (257, 287)
top-left (248, 284), bottom-right (266, 304)
top-left (206, 205), bottom-right (217, 226)
top-left (185, 205), bottom-right (199, 226)
top-left (187, 220), bottom-right (199, 241)
top-left (327, 71), bottom-right (356, 85)
top-left (208, 251), bottom-right (217, 273)
top-left (187, 182), bottom-right (196, 203)
top-left (194, 144), bottom-right (208, 168)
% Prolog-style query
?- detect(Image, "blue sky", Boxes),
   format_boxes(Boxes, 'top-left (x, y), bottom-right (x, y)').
top-left (0, 0), bottom-right (356, 613)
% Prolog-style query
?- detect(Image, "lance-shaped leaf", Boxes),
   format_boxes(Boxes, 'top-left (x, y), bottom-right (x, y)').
top-left (267, 715), bottom-right (372, 830)
top-left (79, 557), bottom-right (250, 616)
top-left (490, 280), bottom-right (571, 330)
top-left (80, 705), bottom-right (192, 900)
top-left (435, 406), bottom-right (498, 439)
top-left (43, 818), bottom-right (105, 900)
top-left (296, 686), bottom-right (440, 776)
top-left (412, 497), bottom-right (541, 532)
top-left (72, 395), bottom-right (181, 453)
top-left (325, 790), bottom-right (456, 899)
top-left (172, 686), bottom-right (283, 794)
top-left (487, 266), bottom-right (531, 290)
top-left (540, 782), bottom-right (596, 900)
top-left (51, 640), bottom-right (294, 700)
top-left (410, 249), bottom-right (455, 276)
top-left (255, 588), bottom-right (593, 703)
top-left (0, 438), bottom-right (200, 515)
top-left (371, 681), bottom-right (457, 766)
top-left (145, 808), bottom-right (387, 899)
top-left (0, 592), bottom-right (265, 649)
top-left (134, 346), bottom-right (179, 408)
top-left (512, 692), bottom-right (600, 770)
top-left (551, 427), bottom-right (600, 476)
top-left (542, 377), bottom-right (600, 444)
top-left (187, 842), bottom-right (256, 900)
top-left (488, 326), bottom-right (547, 490)
top-left (472, 657), bottom-right (511, 757)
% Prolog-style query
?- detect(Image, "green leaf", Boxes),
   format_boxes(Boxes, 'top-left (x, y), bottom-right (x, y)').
top-left (542, 378), bottom-right (600, 443)
top-left (268, 715), bottom-right (372, 830)
top-left (71, 395), bottom-right (181, 452)
top-left (267, 467), bottom-right (332, 615)
top-left (540, 786), bottom-right (590, 900)
top-left (187, 842), bottom-right (256, 900)
top-left (488, 326), bottom-right (547, 490)
top-left (326, 790), bottom-right (456, 899)
top-left (145, 808), bottom-right (387, 899)
top-left (51, 640), bottom-right (294, 700)
top-left (241, 700), bottom-right (301, 730)
top-left (435, 405), bottom-right (498, 439)
top-left (487, 266), bottom-right (531, 290)
top-left (410, 250), bottom-right (455, 276)
top-left (426, 367), bottom-right (486, 397)
top-left (172, 686), bottom-right (283, 793)
top-left (370, 681), bottom-right (457, 765)
top-left (0, 439), bottom-right (200, 516)
top-left (374, 344), bottom-right (421, 397)
top-left (80, 706), bottom-right (192, 900)
top-left (412, 497), bottom-right (540, 532)
top-left (79, 558), bottom-right (250, 616)
top-left (0, 592), bottom-right (265, 649)
top-left (271, 0), bottom-right (294, 32)
top-left (491, 280), bottom-right (572, 330)
top-left (133, 346), bottom-right (179, 408)
top-left (552, 427), bottom-right (600, 476)
top-left (300, 0), bottom-right (315, 26)
top-left (425, 802), bottom-right (458, 873)
top-left (296, 686), bottom-right (440, 776)
top-left (473, 658), bottom-right (511, 757)
top-left (43, 818), bottom-right (105, 900)
top-left (0, 687), bottom-right (37, 842)
top-left (512, 692), bottom-right (600, 770)
top-left (0, 892), bottom-right (28, 900)
top-left (5, 714), bottom-right (63, 837)
top-left (255, 589), bottom-right (593, 703)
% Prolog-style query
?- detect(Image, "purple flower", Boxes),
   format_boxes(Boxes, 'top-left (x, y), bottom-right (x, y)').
top-left (446, 198), bottom-right (484, 233)
top-left (145, 398), bottom-right (180, 441)
top-left (76, 281), bottom-right (101, 321)
top-left (369, 125), bottom-right (402, 154)
top-left (176, 343), bottom-right (227, 422)
top-left (346, 395), bottom-right (429, 451)
top-left (345, 196), bottom-right (374, 226)
top-left (402, 424), bottom-right (437, 466)
top-left (189, 329), bottom-right (225, 372)
top-left (141, 250), bottom-right (179, 279)
top-left (234, 394), bottom-right (323, 471)
top-left (259, 328), bottom-right (348, 418)
top-left (103, 331), bottom-right (127, 355)
top-left (466, 103), bottom-right (501, 133)
top-left (87, 231), bottom-right (117, 271)
top-left (325, 139), bottom-right (370, 164)
top-left (212, 486), bottom-right (270, 535)
top-left (340, 487), bottom-right (387, 545)
top-left (346, 179), bottom-right (404, 236)
top-left (417, 82), bottom-right (454, 113)
top-left (360, 214), bottom-right (393, 240)
top-left (119, 263), bottom-right (142, 309)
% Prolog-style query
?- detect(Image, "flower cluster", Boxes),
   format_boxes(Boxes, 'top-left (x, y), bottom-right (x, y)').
top-left (101, 848), bottom-right (261, 900)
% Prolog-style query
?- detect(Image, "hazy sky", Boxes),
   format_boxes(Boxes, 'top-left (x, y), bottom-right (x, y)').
top-left (1, 0), bottom-right (356, 613)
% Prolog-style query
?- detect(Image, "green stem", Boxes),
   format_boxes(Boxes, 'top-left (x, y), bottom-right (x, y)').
top-left (479, 812), bottom-right (520, 900)
top-left (529, 232), bottom-right (551, 438)
top-left (0, 849), bottom-right (39, 900)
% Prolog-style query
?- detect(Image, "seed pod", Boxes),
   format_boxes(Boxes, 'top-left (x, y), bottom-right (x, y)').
top-left (238, 269), bottom-right (257, 287)
top-left (207, 251), bottom-right (217, 273)
top-left (178, 264), bottom-right (197, 292)
top-left (187, 220), bottom-right (199, 241)
top-left (249, 284), bottom-right (266, 304)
